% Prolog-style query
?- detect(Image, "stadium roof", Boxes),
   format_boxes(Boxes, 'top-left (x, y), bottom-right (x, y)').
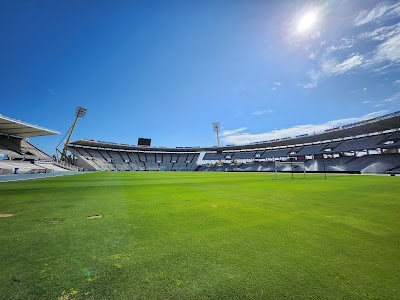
top-left (70, 111), bottom-right (400, 152)
top-left (0, 114), bottom-right (59, 138)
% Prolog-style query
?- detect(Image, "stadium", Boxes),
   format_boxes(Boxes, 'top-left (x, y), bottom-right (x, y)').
top-left (1, 110), bottom-right (400, 175)
top-left (1, 1), bottom-right (400, 299)
top-left (1, 108), bottom-right (400, 299)
top-left (65, 110), bottom-right (400, 174)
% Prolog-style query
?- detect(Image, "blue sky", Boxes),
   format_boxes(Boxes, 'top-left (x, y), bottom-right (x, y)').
top-left (1, 0), bottom-right (399, 154)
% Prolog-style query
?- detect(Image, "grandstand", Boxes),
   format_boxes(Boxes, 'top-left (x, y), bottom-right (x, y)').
top-left (67, 110), bottom-right (400, 174)
top-left (0, 114), bottom-right (79, 175)
top-left (2, 111), bottom-right (399, 175)
top-left (67, 141), bottom-right (200, 171)
top-left (197, 111), bottom-right (400, 174)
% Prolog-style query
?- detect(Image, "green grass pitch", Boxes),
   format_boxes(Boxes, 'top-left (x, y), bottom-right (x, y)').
top-left (0, 172), bottom-right (399, 299)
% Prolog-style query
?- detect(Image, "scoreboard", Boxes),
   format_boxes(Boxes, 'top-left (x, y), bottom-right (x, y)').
top-left (138, 138), bottom-right (151, 147)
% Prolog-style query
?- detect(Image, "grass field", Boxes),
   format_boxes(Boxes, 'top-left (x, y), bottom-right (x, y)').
top-left (0, 172), bottom-right (399, 299)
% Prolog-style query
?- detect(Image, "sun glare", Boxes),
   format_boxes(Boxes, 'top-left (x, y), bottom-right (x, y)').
top-left (297, 11), bottom-right (318, 33)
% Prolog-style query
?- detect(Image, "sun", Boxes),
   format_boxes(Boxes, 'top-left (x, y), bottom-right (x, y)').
top-left (297, 11), bottom-right (318, 33)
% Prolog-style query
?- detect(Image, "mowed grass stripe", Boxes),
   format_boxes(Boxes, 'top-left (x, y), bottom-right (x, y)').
top-left (0, 172), bottom-right (399, 299)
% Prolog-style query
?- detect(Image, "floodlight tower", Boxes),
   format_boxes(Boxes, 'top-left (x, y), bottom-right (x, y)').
top-left (56, 106), bottom-right (87, 162)
top-left (212, 122), bottom-right (221, 147)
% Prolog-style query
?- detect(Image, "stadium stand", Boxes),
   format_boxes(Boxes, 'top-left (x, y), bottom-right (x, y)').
top-left (261, 148), bottom-right (292, 159)
top-left (389, 166), bottom-right (400, 174)
top-left (203, 153), bottom-right (225, 160)
top-left (198, 154), bottom-right (400, 174)
top-left (0, 114), bottom-right (81, 175)
top-left (0, 160), bottom-right (47, 174)
top-left (231, 151), bottom-right (256, 160)
top-left (295, 144), bottom-right (327, 156)
top-left (0, 135), bottom-right (52, 160)
top-left (288, 147), bottom-right (303, 156)
top-left (197, 112), bottom-right (400, 174)
top-left (68, 144), bottom-right (200, 171)
top-left (65, 110), bottom-right (400, 174)
top-left (380, 132), bottom-right (400, 148)
top-left (329, 135), bottom-right (387, 153)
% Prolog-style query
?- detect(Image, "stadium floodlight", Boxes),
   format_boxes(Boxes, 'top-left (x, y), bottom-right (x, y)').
top-left (56, 106), bottom-right (88, 163)
top-left (76, 106), bottom-right (87, 118)
top-left (212, 122), bottom-right (220, 147)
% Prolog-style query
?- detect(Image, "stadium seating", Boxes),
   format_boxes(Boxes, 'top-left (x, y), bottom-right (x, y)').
top-left (107, 150), bottom-right (131, 171)
top-left (203, 153), bottom-right (225, 160)
top-left (256, 148), bottom-right (291, 159)
top-left (34, 162), bottom-right (69, 172)
top-left (329, 135), bottom-right (387, 152)
top-left (0, 135), bottom-right (51, 160)
top-left (0, 161), bottom-right (48, 174)
top-left (0, 137), bottom-right (23, 158)
top-left (380, 132), bottom-right (400, 148)
top-left (231, 151), bottom-right (256, 160)
top-left (295, 144), bottom-right (327, 156)
top-left (0, 167), bottom-right (12, 175)
top-left (68, 145), bottom-right (200, 171)
top-left (308, 154), bottom-right (400, 173)
top-left (288, 147), bottom-right (303, 156)
top-left (198, 153), bottom-right (400, 174)
top-left (0, 134), bottom-right (74, 174)
top-left (65, 126), bottom-right (399, 174)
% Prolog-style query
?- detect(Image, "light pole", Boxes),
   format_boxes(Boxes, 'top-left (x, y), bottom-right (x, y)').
top-left (56, 106), bottom-right (87, 162)
top-left (212, 122), bottom-right (220, 147)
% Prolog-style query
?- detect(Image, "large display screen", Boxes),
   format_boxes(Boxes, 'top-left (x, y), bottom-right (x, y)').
top-left (138, 138), bottom-right (151, 147)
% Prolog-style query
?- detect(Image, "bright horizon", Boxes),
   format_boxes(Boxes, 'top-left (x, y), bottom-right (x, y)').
top-left (1, 0), bottom-right (400, 155)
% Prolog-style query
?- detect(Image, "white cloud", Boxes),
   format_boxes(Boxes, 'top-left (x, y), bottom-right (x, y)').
top-left (300, 3), bottom-right (400, 90)
top-left (301, 54), bottom-right (364, 89)
top-left (326, 38), bottom-right (355, 53)
top-left (358, 23), bottom-right (400, 41)
top-left (322, 53), bottom-right (364, 75)
top-left (372, 91), bottom-right (400, 108)
top-left (271, 81), bottom-right (282, 91)
top-left (361, 33), bottom-right (400, 72)
top-left (312, 21), bottom-right (399, 81)
top-left (363, 87), bottom-right (367, 91)
top-left (362, 111), bottom-right (390, 119)
top-left (333, 25), bottom-right (400, 73)
top-left (221, 111), bottom-right (388, 145)
top-left (301, 69), bottom-right (321, 89)
top-left (394, 80), bottom-right (400, 85)
top-left (220, 127), bottom-right (247, 137)
top-left (382, 91), bottom-right (400, 103)
top-left (354, 2), bottom-right (400, 26)
top-left (252, 109), bottom-right (274, 116)
top-left (373, 34), bottom-right (400, 63)
top-left (335, 55), bottom-right (364, 73)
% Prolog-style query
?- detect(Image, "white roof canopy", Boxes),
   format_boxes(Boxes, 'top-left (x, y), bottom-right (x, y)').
top-left (0, 114), bottom-right (59, 138)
